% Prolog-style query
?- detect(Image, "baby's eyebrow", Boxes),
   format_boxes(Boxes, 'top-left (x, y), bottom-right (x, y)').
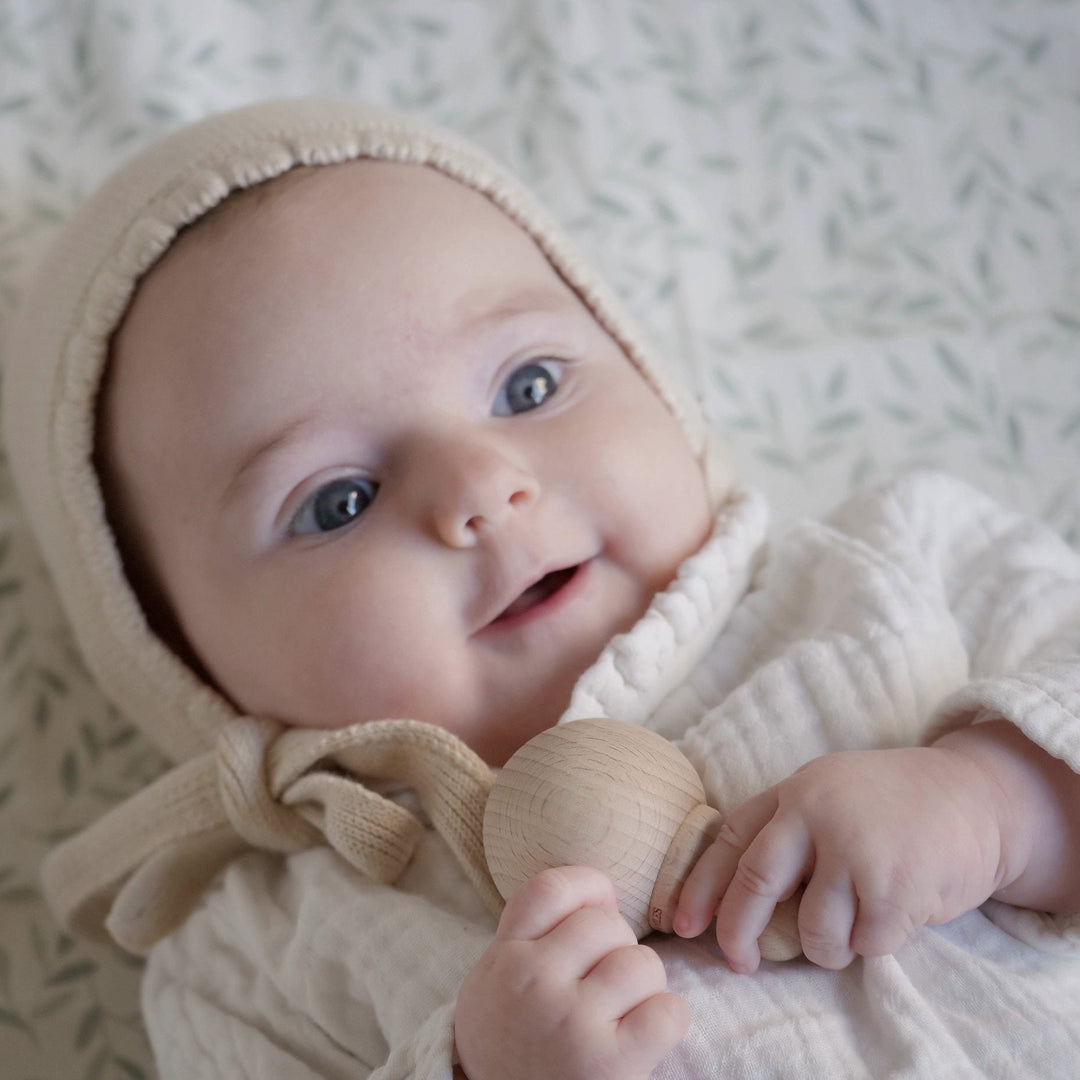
top-left (222, 412), bottom-right (321, 506)
top-left (455, 286), bottom-right (572, 339)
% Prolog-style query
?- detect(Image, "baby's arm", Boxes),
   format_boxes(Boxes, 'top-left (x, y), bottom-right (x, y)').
top-left (673, 719), bottom-right (1080, 973)
top-left (455, 866), bottom-right (688, 1080)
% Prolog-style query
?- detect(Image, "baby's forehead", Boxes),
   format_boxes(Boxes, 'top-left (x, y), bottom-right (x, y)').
top-left (119, 155), bottom-right (550, 352)
top-left (109, 153), bottom-right (594, 402)
top-left (195, 157), bottom-right (501, 247)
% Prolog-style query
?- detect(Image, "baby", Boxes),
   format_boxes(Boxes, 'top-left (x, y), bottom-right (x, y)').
top-left (5, 100), bottom-right (1080, 1080)
top-left (96, 155), bottom-right (715, 770)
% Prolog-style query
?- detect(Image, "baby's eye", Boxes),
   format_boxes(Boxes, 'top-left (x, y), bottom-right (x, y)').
top-left (492, 360), bottom-right (562, 416)
top-left (289, 476), bottom-right (377, 536)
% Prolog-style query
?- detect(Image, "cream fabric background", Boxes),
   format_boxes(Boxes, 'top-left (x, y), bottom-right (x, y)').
top-left (1, 2), bottom-right (1078, 1077)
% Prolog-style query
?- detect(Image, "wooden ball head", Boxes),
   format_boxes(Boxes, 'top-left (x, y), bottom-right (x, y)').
top-left (483, 718), bottom-right (801, 962)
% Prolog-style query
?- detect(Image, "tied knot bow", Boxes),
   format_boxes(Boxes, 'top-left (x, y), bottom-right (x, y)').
top-left (42, 716), bottom-right (502, 954)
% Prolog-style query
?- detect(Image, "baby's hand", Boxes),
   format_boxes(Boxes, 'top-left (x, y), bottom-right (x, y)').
top-left (673, 746), bottom-right (1006, 973)
top-left (455, 866), bottom-right (688, 1080)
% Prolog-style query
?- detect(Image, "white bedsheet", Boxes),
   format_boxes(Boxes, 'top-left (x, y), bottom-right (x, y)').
top-left (1, 2), bottom-right (1079, 1076)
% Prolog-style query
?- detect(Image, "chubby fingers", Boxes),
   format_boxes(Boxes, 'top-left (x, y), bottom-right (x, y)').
top-left (674, 789), bottom-right (784, 937)
top-left (583, 930), bottom-right (689, 1064)
top-left (498, 866), bottom-right (637, 975)
top-left (674, 791), bottom-right (813, 973)
top-left (585, 942), bottom-right (672, 1020)
top-left (498, 865), bottom-right (625, 941)
top-left (617, 986), bottom-right (690, 1067)
top-left (791, 862), bottom-right (857, 969)
top-left (498, 867), bottom-right (689, 1068)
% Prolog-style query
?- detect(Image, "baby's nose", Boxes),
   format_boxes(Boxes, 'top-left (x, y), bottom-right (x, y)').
top-left (423, 435), bottom-right (540, 548)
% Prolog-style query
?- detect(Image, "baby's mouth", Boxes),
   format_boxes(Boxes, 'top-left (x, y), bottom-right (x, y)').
top-left (493, 565), bottom-right (581, 623)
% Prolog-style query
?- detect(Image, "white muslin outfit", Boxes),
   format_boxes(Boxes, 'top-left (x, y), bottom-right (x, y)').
top-left (141, 471), bottom-right (1080, 1079)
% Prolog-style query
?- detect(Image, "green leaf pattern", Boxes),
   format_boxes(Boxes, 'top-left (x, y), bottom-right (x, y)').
top-left (1, 1), bottom-right (1079, 1075)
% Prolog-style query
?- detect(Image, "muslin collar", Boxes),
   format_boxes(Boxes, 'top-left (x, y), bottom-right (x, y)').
top-left (560, 488), bottom-right (769, 727)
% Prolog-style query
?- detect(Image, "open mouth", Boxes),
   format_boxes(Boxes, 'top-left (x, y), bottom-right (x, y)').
top-left (493, 565), bottom-right (581, 624)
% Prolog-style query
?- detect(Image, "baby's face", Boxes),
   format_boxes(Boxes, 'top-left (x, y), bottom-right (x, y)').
top-left (104, 161), bottom-right (712, 764)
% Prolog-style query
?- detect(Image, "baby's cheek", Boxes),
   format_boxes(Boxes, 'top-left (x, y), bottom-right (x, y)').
top-left (604, 434), bottom-right (709, 575)
top-left (296, 592), bottom-right (462, 728)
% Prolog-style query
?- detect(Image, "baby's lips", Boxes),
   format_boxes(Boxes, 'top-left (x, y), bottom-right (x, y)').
top-left (492, 565), bottom-right (580, 622)
top-left (471, 548), bottom-right (591, 633)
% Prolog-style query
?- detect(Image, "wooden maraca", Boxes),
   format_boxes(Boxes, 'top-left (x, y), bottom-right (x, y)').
top-left (483, 717), bottom-right (801, 962)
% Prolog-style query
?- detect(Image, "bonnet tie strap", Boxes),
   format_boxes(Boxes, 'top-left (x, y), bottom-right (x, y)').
top-left (41, 717), bottom-right (501, 955)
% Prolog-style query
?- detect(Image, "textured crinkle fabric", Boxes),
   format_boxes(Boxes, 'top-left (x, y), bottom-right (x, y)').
top-left (143, 472), bottom-right (1080, 1079)
top-left (1, 98), bottom-right (734, 955)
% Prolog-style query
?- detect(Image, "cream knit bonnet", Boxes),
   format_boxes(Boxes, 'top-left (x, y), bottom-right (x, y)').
top-left (3, 99), bottom-right (732, 954)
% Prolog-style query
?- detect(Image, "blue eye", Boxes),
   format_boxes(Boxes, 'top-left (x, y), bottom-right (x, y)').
top-left (290, 476), bottom-right (377, 536)
top-left (493, 360), bottom-right (561, 416)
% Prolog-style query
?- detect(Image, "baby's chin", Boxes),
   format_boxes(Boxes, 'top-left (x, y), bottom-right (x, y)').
top-left (455, 704), bottom-right (570, 773)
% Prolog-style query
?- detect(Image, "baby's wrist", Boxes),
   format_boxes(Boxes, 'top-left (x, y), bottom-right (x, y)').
top-left (931, 718), bottom-right (1041, 898)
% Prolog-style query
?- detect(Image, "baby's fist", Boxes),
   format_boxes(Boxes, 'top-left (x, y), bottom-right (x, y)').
top-left (455, 867), bottom-right (688, 1080)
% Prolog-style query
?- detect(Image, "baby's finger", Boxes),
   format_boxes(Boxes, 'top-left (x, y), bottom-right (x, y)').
top-left (541, 901), bottom-right (638, 978)
top-left (497, 866), bottom-right (619, 942)
top-left (584, 944), bottom-right (669, 1022)
top-left (674, 790), bottom-right (780, 939)
top-left (794, 865), bottom-right (857, 970)
top-left (849, 893), bottom-right (919, 960)
top-left (616, 992), bottom-right (690, 1070)
top-left (714, 820), bottom-right (810, 973)
top-left (673, 838), bottom-right (733, 939)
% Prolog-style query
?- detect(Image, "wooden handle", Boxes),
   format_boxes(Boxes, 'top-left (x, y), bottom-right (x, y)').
top-left (648, 801), bottom-right (722, 933)
top-left (483, 718), bottom-right (802, 961)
